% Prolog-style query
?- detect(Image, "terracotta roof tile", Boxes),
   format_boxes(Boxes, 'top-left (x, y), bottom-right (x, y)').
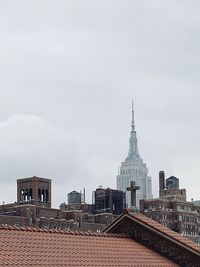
top-left (0, 225), bottom-right (177, 266)
top-left (128, 213), bottom-right (200, 254)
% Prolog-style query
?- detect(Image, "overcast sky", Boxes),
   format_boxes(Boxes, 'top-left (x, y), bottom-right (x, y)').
top-left (0, 1), bottom-right (200, 207)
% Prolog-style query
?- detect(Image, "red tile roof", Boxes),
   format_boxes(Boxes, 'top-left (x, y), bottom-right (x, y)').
top-left (128, 212), bottom-right (200, 254)
top-left (0, 225), bottom-right (177, 266)
top-left (104, 211), bottom-right (200, 265)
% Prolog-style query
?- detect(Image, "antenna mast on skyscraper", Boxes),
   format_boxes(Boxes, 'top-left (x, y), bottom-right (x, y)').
top-left (131, 99), bottom-right (135, 131)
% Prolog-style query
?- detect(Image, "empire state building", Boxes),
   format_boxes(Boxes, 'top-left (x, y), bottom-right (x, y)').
top-left (117, 103), bottom-right (153, 208)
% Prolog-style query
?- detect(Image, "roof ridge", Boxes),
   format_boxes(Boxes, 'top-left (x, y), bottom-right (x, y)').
top-left (0, 225), bottom-right (128, 238)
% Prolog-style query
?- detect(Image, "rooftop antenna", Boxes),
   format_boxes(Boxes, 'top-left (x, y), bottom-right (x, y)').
top-left (131, 99), bottom-right (135, 131)
top-left (83, 188), bottom-right (86, 203)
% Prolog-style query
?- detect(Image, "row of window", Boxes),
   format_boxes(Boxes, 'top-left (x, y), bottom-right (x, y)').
top-left (120, 169), bottom-right (146, 175)
top-left (182, 215), bottom-right (198, 223)
top-left (156, 214), bottom-right (178, 220)
top-left (183, 223), bottom-right (197, 230)
top-left (155, 213), bottom-right (199, 223)
top-left (177, 205), bottom-right (198, 212)
top-left (182, 231), bottom-right (198, 237)
top-left (43, 223), bottom-right (70, 230)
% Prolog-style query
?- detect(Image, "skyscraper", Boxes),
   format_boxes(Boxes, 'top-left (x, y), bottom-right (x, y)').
top-left (117, 102), bottom-right (152, 208)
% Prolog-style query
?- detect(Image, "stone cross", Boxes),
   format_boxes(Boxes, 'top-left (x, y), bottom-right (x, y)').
top-left (127, 181), bottom-right (140, 207)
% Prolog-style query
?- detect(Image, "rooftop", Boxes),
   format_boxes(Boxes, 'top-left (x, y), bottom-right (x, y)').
top-left (17, 175), bottom-right (51, 182)
top-left (104, 211), bottom-right (200, 265)
top-left (129, 213), bottom-right (200, 254)
top-left (0, 225), bottom-right (177, 266)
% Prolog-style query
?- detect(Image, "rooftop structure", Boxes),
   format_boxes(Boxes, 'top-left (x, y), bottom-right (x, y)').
top-left (17, 176), bottom-right (51, 208)
top-left (68, 190), bottom-right (82, 204)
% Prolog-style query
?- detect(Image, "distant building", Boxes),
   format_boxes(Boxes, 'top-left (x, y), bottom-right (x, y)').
top-left (0, 177), bottom-right (112, 232)
top-left (193, 200), bottom-right (200, 206)
top-left (140, 171), bottom-right (200, 243)
top-left (59, 189), bottom-right (88, 212)
top-left (94, 187), bottom-right (126, 215)
top-left (60, 202), bottom-right (93, 214)
top-left (17, 176), bottom-right (52, 208)
top-left (68, 191), bottom-right (82, 204)
top-left (117, 103), bottom-right (152, 208)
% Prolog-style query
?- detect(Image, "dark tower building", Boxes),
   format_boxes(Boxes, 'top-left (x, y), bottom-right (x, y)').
top-left (159, 171), bottom-right (165, 197)
top-left (94, 187), bottom-right (106, 212)
top-left (94, 187), bottom-right (126, 215)
top-left (17, 176), bottom-right (51, 208)
top-left (68, 191), bottom-right (82, 204)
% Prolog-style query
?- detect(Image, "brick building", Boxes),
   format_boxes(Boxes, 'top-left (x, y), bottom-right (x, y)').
top-left (17, 176), bottom-right (51, 208)
top-left (140, 171), bottom-right (200, 243)
top-left (0, 176), bottom-right (116, 232)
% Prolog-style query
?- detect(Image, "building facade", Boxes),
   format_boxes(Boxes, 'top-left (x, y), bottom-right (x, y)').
top-left (117, 103), bottom-right (152, 208)
top-left (140, 171), bottom-right (200, 243)
top-left (17, 176), bottom-right (51, 208)
top-left (94, 187), bottom-right (126, 215)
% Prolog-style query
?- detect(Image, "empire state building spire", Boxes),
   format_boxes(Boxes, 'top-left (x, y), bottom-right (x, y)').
top-left (117, 102), bottom-right (153, 208)
top-left (127, 101), bottom-right (139, 158)
top-left (131, 100), bottom-right (135, 131)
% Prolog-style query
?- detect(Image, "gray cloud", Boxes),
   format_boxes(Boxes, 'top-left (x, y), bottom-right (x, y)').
top-left (0, 1), bottom-right (200, 206)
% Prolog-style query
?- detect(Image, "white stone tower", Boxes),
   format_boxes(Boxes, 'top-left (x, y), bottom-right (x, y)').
top-left (117, 102), bottom-right (152, 208)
